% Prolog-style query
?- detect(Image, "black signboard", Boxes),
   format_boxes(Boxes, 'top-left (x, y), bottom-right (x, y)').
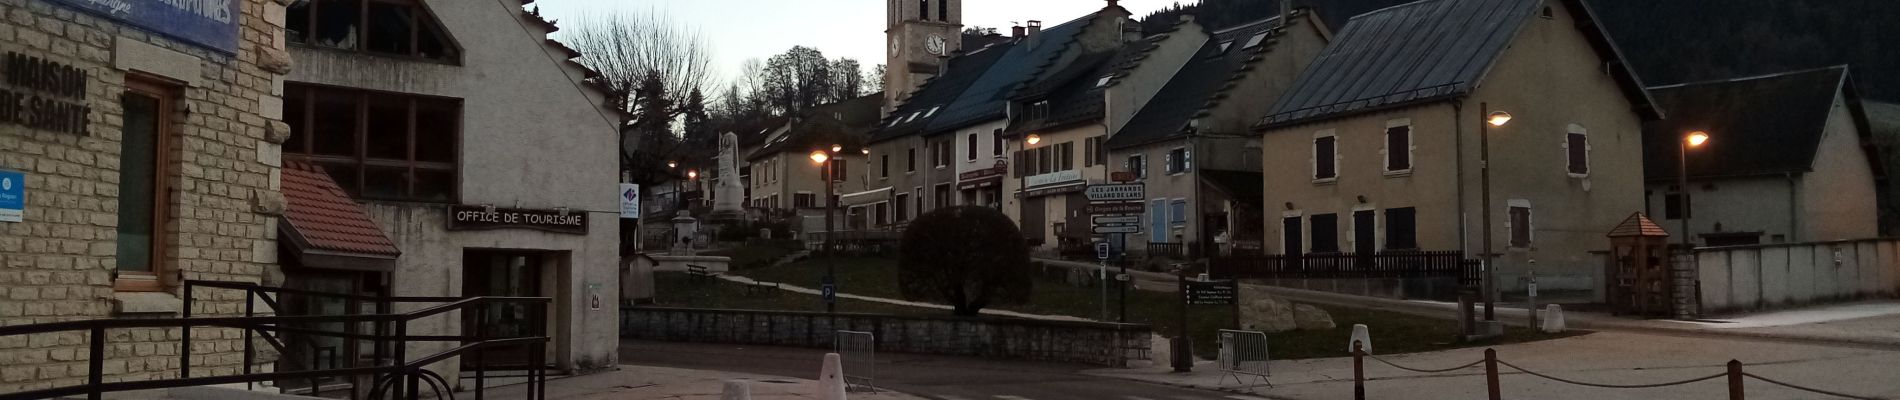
top-left (447, 205), bottom-right (588, 234)
top-left (1185, 280), bottom-right (1237, 306)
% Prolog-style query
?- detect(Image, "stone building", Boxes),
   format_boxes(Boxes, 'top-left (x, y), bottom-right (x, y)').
top-left (1255, 0), bottom-right (1661, 291)
top-left (275, 0), bottom-right (625, 388)
top-left (0, 0), bottom-right (289, 393)
top-left (1641, 66), bottom-right (1883, 246)
top-left (746, 94), bottom-right (882, 235)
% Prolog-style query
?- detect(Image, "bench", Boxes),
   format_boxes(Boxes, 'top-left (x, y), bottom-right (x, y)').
top-left (744, 281), bottom-right (782, 296)
top-left (685, 265), bottom-right (716, 283)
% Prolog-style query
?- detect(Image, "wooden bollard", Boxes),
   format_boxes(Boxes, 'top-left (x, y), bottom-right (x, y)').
top-left (1485, 348), bottom-right (1501, 400)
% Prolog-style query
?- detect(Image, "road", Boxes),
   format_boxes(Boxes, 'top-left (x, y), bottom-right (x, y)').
top-left (621, 340), bottom-right (1263, 400)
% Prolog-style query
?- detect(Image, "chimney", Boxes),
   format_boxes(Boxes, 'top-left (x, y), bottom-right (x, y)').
top-left (1106, 0), bottom-right (1119, 8)
top-left (1027, 20), bottom-right (1042, 37)
top-left (1012, 25), bottom-right (1026, 38)
top-left (1278, 0), bottom-right (1293, 29)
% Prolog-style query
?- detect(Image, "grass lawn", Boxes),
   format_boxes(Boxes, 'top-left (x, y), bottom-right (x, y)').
top-left (649, 272), bottom-right (934, 315)
top-left (724, 256), bottom-right (1581, 359)
top-left (702, 242), bottom-right (802, 271)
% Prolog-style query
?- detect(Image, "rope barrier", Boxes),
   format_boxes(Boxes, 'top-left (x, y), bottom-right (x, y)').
top-left (1742, 373), bottom-right (1887, 400)
top-left (1497, 360), bottom-right (1728, 389)
top-left (1364, 354), bottom-right (1485, 373)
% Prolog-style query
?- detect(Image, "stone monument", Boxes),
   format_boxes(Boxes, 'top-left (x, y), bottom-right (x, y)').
top-left (708, 132), bottom-right (747, 222)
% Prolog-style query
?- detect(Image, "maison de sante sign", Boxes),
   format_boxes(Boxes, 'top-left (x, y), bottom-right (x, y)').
top-left (0, 52), bottom-right (91, 135)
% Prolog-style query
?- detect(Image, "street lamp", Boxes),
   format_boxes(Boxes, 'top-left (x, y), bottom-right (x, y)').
top-left (1478, 104), bottom-right (1512, 327)
top-left (1680, 131), bottom-right (1709, 252)
top-left (811, 145), bottom-right (863, 314)
top-left (668, 161), bottom-right (678, 169)
top-left (1026, 134), bottom-right (1042, 146)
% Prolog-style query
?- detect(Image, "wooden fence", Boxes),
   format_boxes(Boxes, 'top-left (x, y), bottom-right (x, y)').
top-left (1210, 251), bottom-right (1481, 286)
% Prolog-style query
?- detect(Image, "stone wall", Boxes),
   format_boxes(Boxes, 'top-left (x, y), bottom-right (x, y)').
top-left (0, 0), bottom-right (287, 394)
top-left (621, 307), bottom-right (1152, 367)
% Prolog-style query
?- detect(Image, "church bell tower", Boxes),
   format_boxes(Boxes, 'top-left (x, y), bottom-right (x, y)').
top-left (884, 0), bottom-right (963, 113)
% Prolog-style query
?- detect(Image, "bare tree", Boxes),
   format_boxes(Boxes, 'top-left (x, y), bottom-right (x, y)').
top-left (567, 8), bottom-right (716, 115)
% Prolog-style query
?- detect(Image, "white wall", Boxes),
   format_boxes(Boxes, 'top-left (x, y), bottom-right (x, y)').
top-left (1697, 239), bottom-right (1900, 314)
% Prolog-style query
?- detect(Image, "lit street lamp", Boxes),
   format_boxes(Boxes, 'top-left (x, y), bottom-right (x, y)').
top-left (811, 145), bottom-right (864, 314)
top-left (1680, 131), bottom-right (1710, 252)
top-left (1479, 104), bottom-right (1511, 328)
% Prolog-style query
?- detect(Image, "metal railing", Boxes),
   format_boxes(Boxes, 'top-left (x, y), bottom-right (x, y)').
top-left (834, 330), bottom-right (877, 393)
top-left (1147, 242), bottom-right (1186, 259)
top-left (0, 280), bottom-right (552, 400)
top-left (1218, 329), bottom-right (1272, 389)
top-left (1210, 251), bottom-right (1481, 285)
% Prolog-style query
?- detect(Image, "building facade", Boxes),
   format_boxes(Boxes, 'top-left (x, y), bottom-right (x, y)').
top-left (0, 0), bottom-right (288, 393)
top-left (1256, 0), bottom-right (1660, 291)
top-left (278, 0), bottom-right (624, 383)
top-left (1642, 66), bottom-right (1882, 246)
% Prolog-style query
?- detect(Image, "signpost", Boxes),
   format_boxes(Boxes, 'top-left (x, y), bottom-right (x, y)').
top-left (1185, 280), bottom-right (1239, 305)
top-left (1086, 182), bottom-right (1145, 323)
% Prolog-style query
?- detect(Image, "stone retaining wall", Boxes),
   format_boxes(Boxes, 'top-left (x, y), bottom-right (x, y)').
top-left (620, 307), bottom-right (1152, 367)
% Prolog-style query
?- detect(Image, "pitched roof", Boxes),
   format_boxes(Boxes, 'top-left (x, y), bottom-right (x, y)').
top-left (749, 93), bottom-right (884, 160)
top-left (1004, 50), bottom-right (1123, 134)
top-left (870, 41), bottom-right (1016, 143)
top-left (1109, 17), bottom-right (1284, 149)
top-left (924, 12), bottom-right (1102, 135)
top-left (1607, 212), bottom-right (1669, 238)
top-left (279, 161), bottom-right (401, 259)
top-left (1259, 0), bottom-right (1658, 128)
top-left (1642, 66), bottom-right (1868, 180)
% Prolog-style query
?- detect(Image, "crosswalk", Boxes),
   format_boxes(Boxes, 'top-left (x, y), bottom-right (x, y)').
top-left (933, 395), bottom-right (1270, 400)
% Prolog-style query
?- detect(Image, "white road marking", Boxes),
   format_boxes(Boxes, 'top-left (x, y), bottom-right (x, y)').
top-left (994, 396), bottom-right (1037, 400)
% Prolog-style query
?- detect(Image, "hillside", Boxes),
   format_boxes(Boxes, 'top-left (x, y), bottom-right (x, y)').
top-left (1141, 0), bottom-right (1900, 101)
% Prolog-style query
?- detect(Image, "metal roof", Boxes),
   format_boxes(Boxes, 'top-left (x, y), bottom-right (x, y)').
top-left (924, 13), bottom-right (1101, 135)
top-left (1108, 17), bottom-right (1283, 149)
top-left (1642, 66), bottom-right (1871, 180)
top-left (1259, 0), bottom-right (1658, 128)
top-left (869, 41), bottom-right (1016, 144)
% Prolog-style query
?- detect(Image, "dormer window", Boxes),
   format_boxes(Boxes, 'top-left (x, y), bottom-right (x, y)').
top-left (1244, 32), bottom-right (1269, 49)
top-left (288, 0), bottom-right (462, 62)
top-left (1213, 41), bottom-right (1234, 57)
top-left (1029, 101), bottom-right (1050, 121)
top-left (924, 106), bottom-right (940, 118)
top-left (1095, 76), bottom-right (1113, 88)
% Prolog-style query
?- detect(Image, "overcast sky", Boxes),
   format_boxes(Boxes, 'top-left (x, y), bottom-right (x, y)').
top-left (533, 0), bottom-right (1188, 86)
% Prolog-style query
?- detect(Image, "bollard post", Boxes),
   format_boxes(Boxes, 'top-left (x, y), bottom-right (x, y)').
top-left (1352, 341), bottom-right (1365, 400)
top-left (1485, 349), bottom-right (1501, 400)
top-left (1728, 360), bottom-right (1744, 400)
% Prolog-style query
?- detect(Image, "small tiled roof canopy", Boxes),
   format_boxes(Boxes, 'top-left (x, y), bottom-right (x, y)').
top-left (1607, 212), bottom-right (1669, 238)
top-left (280, 161), bottom-right (401, 267)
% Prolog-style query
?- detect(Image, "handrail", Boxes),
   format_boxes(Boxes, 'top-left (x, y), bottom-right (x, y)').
top-left (186, 280), bottom-right (463, 303)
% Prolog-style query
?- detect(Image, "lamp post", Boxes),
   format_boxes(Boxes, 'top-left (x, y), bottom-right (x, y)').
top-left (1478, 103), bottom-right (1512, 324)
top-left (811, 145), bottom-right (866, 314)
top-left (1680, 131), bottom-right (1709, 252)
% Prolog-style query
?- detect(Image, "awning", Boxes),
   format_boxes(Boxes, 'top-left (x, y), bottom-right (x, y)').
top-left (278, 161), bottom-right (401, 271)
top-left (839, 187), bottom-right (892, 207)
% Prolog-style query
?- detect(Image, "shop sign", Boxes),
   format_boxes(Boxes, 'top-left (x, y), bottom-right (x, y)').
top-left (1021, 183), bottom-right (1084, 198)
top-left (959, 160), bottom-right (1008, 181)
top-left (619, 184), bottom-right (640, 219)
top-left (49, 0), bottom-right (240, 54)
top-left (0, 170), bottom-right (22, 223)
top-left (447, 205), bottom-right (588, 234)
top-left (1, 52), bottom-right (90, 135)
top-left (1025, 169), bottom-right (1082, 188)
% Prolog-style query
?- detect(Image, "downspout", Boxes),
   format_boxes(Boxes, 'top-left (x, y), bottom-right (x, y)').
top-left (1453, 100), bottom-right (1468, 254)
top-left (1788, 172), bottom-right (1799, 242)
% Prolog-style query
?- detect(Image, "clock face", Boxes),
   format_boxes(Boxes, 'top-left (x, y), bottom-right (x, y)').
top-left (890, 38), bottom-right (901, 57)
top-left (925, 35), bottom-right (947, 56)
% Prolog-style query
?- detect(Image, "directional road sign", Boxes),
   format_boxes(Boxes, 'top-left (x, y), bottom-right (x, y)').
top-left (1093, 215), bottom-right (1139, 225)
top-left (1087, 203), bottom-right (1144, 215)
top-left (1086, 183), bottom-right (1145, 202)
top-left (1093, 225), bottom-right (1140, 234)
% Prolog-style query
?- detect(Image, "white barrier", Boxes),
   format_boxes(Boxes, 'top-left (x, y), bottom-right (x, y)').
top-left (1541, 304), bottom-right (1567, 333)
top-left (834, 330), bottom-right (877, 393)
top-left (818, 353), bottom-right (847, 400)
top-left (1348, 324), bottom-right (1372, 354)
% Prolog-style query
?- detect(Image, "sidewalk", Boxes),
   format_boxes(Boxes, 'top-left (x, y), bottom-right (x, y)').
top-left (487, 365), bottom-right (929, 400)
top-left (1085, 330), bottom-right (1900, 400)
top-left (1036, 257), bottom-right (1900, 349)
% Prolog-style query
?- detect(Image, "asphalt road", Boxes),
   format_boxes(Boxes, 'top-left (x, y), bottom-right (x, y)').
top-left (621, 340), bottom-right (1266, 400)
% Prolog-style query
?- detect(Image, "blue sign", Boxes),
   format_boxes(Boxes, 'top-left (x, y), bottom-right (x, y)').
top-left (0, 170), bottom-right (22, 223)
top-left (49, 0), bottom-right (241, 54)
top-left (821, 284), bottom-right (836, 303)
top-left (1096, 242), bottom-right (1111, 261)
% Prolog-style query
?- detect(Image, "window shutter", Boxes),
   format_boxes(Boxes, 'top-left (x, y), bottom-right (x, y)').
top-left (1387, 126), bottom-right (1411, 171)
top-left (1315, 136), bottom-right (1337, 179)
top-left (1567, 133), bottom-right (1589, 174)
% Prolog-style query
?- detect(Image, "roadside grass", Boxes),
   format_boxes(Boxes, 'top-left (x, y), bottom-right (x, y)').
top-left (721, 256), bottom-right (1581, 359)
top-left (702, 242), bottom-right (802, 271)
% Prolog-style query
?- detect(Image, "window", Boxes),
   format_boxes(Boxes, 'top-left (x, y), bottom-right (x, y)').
top-left (1166, 147), bottom-right (1189, 174)
top-left (1037, 146), bottom-right (1053, 174)
top-left (795, 193), bottom-right (816, 208)
top-left (1314, 131), bottom-right (1337, 181)
top-left (875, 202), bottom-right (890, 226)
top-left (896, 193), bottom-right (910, 221)
top-left (914, 187), bottom-right (925, 215)
top-left (831, 161), bottom-right (848, 181)
top-left (934, 184), bottom-right (952, 209)
top-left (918, 0), bottom-right (928, 20)
top-left (1385, 208), bottom-right (1417, 250)
top-left (1056, 142), bottom-right (1074, 171)
top-left (1565, 124), bottom-right (1589, 176)
top-left (1386, 122), bottom-right (1411, 172)
top-left (937, 0), bottom-right (947, 21)
top-left (1127, 154), bottom-right (1147, 179)
top-left (967, 133), bottom-right (978, 161)
top-left (285, 84), bottom-right (461, 202)
top-left (1084, 137), bottom-right (1099, 167)
top-left (1214, 41), bottom-right (1234, 57)
top-left (1029, 101), bottom-right (1050, 120)
top-left (1310, 213), bottom-right (1339, 253)
top-left (1169, 199), bottom-right (1188, 225)
top-left (1244, 32), bottom-right (1269, 49)
top-left (992, 129), bottom-right (1004, 156)
top-left (907, 147), bottom-right (916, 172)
top-left (881, 155), bottom-right (890, 178)
top-left (1508, 201), bottom-right (1533, 248)
top-left (115, 79), bottom-right (177, 291)
top-left (936, 140), bottom-right (951, 168)
top-left (1664, 193), bottom-right (1689, 220)
top-left (287, 0), bottom-right (460, 61)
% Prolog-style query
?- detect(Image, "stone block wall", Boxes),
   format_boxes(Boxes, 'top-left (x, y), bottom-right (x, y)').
top-left (0, 0), bottom-right (288, 394)
top-left (621, 307), bottom-right (1153, 367)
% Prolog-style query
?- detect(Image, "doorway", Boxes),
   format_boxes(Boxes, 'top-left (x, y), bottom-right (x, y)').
top-left (462, 250), bottom-right (549, 369)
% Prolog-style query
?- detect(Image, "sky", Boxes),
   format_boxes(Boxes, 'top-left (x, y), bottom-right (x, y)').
top-left (532, 0), bottom-right (1189, 86)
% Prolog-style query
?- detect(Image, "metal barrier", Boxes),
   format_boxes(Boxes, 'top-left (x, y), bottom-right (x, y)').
top-left (834, 330), bottom-right (877, 393)
top-left (1348, 341), bottom-right (1884, 400)
top-left (1218, 329), bottom-right (1273, 389)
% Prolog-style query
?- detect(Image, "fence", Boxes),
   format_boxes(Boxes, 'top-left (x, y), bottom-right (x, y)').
top-left (1211, 251), bottom-right (1478, 282)
top-left (1347, 341), bottom-right (1881, 400)
top-left (834, 330), bottom-right (877, 392)
top-left (1691, 238), bottom-right (1900, 315)
top-left (620, 307), bottom-right (1152, 367)
top-left (1148, 243), bottom-right (1186, 259)
top-left (1218, 330), bottom-right (1271, 389)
